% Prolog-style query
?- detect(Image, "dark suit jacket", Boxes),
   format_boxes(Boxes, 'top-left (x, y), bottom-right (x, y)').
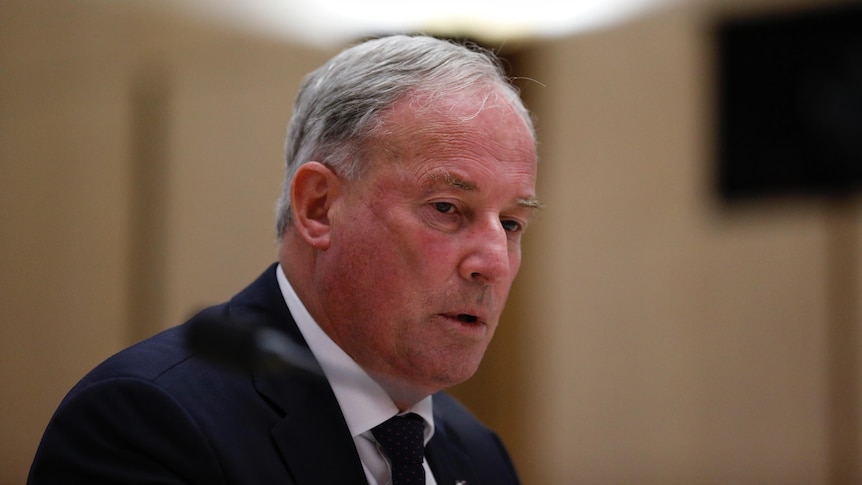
top-left (28, 264), bottom-right (521, 485)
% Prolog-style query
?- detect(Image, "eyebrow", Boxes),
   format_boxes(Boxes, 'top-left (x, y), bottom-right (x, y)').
top-left (439, 172), bottom-right (477, 192)
top-left (516, 197), bottom-right (544, 210)
top-left (425, 171), bottom-right (544, 210)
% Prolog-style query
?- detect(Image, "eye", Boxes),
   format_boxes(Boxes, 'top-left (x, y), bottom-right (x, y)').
top-left (433, 202), bottom-right (456, 214)
top-left (501, 219), bottom-right (523, 234)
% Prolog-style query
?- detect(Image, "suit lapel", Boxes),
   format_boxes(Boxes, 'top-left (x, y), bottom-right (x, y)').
top-left (426, 420), bottom-right (479, 485)
top-left (258, 371), bottom-right (368, 484)
top-left (229, 265), bottom-right (368, 485)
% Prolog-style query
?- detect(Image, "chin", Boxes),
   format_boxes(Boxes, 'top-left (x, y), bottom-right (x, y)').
top-left (428, 360), bottom-right (483, 390)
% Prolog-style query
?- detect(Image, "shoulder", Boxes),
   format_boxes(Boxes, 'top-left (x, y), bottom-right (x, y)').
top-left (29, 318), bottom-right (231, 483)
top-left (72, 305), bottom-right (226, 391)
top-left (30, 303), bottom-right (289, 483)
top-left (63, 302), bottom-right (279, 429)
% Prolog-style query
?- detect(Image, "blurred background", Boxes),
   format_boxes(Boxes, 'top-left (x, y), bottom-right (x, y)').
top-left (2, 0), bottom-right (861, 483)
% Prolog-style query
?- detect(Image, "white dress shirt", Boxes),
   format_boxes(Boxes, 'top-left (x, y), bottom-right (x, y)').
top-left (276, 265), bottom-right (438, 485)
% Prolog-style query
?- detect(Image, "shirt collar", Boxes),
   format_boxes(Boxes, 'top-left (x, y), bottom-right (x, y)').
top-left (276, 264), bottom-right (435, 443)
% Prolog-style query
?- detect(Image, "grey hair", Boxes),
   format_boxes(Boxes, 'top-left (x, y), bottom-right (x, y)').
top-left (275, 34), bottom-right (534, 238)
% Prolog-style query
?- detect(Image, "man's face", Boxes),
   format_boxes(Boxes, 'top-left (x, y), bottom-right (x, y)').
top-left (316, 90), bottom-right (538, 400)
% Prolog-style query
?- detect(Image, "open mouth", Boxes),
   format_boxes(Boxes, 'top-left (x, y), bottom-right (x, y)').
top-left (456, 314), bottom-right (478, 324)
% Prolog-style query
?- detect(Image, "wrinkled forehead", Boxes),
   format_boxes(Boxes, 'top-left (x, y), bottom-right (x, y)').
top-left (375, 86), bottom-right (536, 150)
top-left (412, 85), bottom-right (532, 134)
top-left (360, 87), bottom-right (538, 194)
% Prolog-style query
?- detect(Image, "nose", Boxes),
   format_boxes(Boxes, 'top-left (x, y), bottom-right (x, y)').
top-left (458, 217), bottom-right (512, 284)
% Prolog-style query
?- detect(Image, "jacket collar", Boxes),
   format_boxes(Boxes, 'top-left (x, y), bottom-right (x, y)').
top-left (426, 401), bottom-right (480, 485)
top-left (228, 264), bottom-right (368, 484)
top-left (226, 264), bottom-right (479, 485)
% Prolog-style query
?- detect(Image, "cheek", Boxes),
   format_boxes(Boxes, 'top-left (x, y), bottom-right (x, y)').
top-left (509, 248), bottom-right (523, 278)
top-left (372, 207), bottom-right (454, 275)
top-left (412, 232), bottom-right (455, 265)
top-left (331, 216), bottom-right (417, 295)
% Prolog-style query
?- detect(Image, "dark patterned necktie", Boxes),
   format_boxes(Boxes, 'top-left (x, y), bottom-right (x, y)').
top-left (372, 413), bottom-right (426, 485)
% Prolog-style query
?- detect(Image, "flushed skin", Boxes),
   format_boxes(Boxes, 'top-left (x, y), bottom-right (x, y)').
top-left (28, 266), bottom-right (522, 484)
top-left (28, 35), bottom-right (536, 484)
top-left (282, 89), bottom-right (539, 409)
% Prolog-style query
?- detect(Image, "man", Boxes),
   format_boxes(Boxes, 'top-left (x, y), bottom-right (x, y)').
top-left (29, 34), bottom-right (539, 484)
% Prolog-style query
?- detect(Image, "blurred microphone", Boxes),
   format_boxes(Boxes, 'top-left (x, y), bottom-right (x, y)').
top-left (185, 313), bottom-right (321, 376)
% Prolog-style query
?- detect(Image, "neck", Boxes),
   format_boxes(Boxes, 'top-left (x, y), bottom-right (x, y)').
top-left (369, 372), bottom-right (435, 412)
top-left (280, 232), bottom-right (437, 412)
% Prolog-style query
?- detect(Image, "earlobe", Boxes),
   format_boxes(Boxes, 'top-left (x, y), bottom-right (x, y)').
top-left (290, 161), bottom-right (340, 250)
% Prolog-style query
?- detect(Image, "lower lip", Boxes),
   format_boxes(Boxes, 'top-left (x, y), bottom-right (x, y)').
top-left (439, 315), bottom-right (487, 337)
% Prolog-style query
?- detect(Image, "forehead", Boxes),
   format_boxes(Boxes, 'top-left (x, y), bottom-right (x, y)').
top-left (370, 89), bottom-right (537, 183)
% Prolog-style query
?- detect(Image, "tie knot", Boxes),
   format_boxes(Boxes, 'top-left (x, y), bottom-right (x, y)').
top-left (372, 413), bottom-right (426, 466)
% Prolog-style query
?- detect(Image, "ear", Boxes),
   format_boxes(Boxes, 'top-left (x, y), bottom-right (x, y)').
top-left (290, 161), bottom-right (340, 250)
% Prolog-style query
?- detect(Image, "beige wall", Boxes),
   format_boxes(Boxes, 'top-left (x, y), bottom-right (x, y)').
top-left (1, 2), bottom-right (334, 481)
top-left (2, 0), bottom-right (860, 484)
top-left (502, 1), bottom-right (862, 483)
